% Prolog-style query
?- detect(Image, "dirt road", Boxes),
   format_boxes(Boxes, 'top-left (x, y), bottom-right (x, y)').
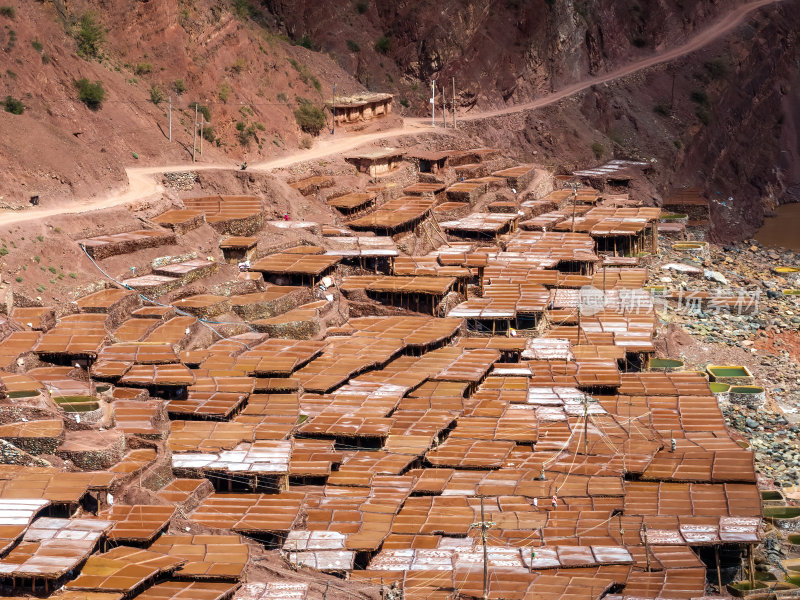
top-left (0, 0), bottom-right (780, 227)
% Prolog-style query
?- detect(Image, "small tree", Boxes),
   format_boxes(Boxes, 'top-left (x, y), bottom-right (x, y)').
top-left (149, 84), bottom-right (164, 105)
top-left (294, 101), bottom-right (326, 136)
top-left (3, 95), bottom-right (24, 114)
top-left (75, 78), bottom-right (105, 110)
top-left (374, 35), bottom-right (390, 54)
top-left (75, 12), bottom-right (105, 59)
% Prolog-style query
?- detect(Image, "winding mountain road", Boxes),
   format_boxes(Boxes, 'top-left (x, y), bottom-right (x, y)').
top-left (0, 0), bottom-right (781, 227)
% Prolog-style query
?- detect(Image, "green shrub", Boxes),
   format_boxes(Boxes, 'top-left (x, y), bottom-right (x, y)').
top-left (188, 102), bottom-right (210, 122)
top-left (236, 121), bottom-right (264, 145)
top-left (4, 28), bottom-right (16, 51)
top-left (3, 95), bottom-right (23, 114)
top-left (0, 6), bottom-right (15, 18)
top-left (134, 62), bottom-right (153, 75)
top-left (219, 82), bottom-right (232, 103)
top-left (14, 276), bottom-right (21, 283)
top-left (690, 90), bottom-right (708, 106)
top-left (31, 39), bottom-right (43, 52)
top-left (653, 103), bottom-right (671, 117)
top-left (346, 39), bottom-right (360, 53)
top-left (75, 12), bottom-right (105, 59)
top-left (33, 255), bottom-right (40, 263)
top-left (36, 235), bottom-right (44, 242)
top-left (294, 100), bottom-right (326, 136)
top-left (48, 266), bottom-right (57, 274)
top-left (201, 124), bottom-right (215, 143)
top-left (704, 58), bottom-right (728, 80)
top-left (591, 141), bottom-right (604, 159)
top-left (230, 57), bottom-right (246, 74)
top-left (233, 0), bottom-right (253, 19)
top-left (69, 272), bottom-right (77, 279)
top-left (300, 136), bottom-right (312, 149)
top-left (0, 247), bottom-right (7, 256)
top-left (149, 84), bottom-right (164, 105)
top-left (75, 78), bottom-right (105, 109)
top-left (297, 34), bottom-right (313, 50)
top-left (277, 92), bottom-right (288, 103)
top-left (173, 79), bottom-right (186, 94)
top-left (696, 105), bottom-right (710, 125)
top-left (374, 35), bottom-right (390, 54)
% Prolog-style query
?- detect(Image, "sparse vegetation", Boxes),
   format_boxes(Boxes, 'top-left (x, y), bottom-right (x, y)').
top-left (201, 124), bottom-right (215, 143)
top-left (690, 90), bottom-right (709, 106)
top-left (134, 62), bottom-right (153, 75)
top-left (277, 92), bottom-right (288, 103)
top-left (48, 266), bottom-right (57, 274)
top-left (355, 1), bottom-right (368, 14)
top-left (287, 59), bottom-right (321, 92)
top-left (14, 276), bottom-right (21, 283)
top-left (653, 103), bottom-right (671, 117)
top-left (696, 105), bottom-right (710, 125)
top-left (236, 120), bottom-right (265, 145)
top-left (374, 35), bottom-right (390, 54)
top-left (704, 58), bottom-right (728, 80)
top-left (0, 247), bottom-right (8, 256)
top-left (297, 34), bottom-right (313, 50)
top-left (188, 102), bottom-right (211, 122)
top-left (300, 136), bottom-right (313, 149)
top-left (33, 255), bottom-right (40, 263)
top-left (3, 95), bottom-right (23, 115)
top-left (36, 284), bottom-right (45, 293)
top-left (173, 79), bottom-right (186, 94)
top-left (219, 82), bottom-right (232, 103)
top-left (69, 272), bottom-right (77, 279)
top-left (591, 141), bottom-right (604, 159)
top-left (230, 57), bottom-right (246, 74)
top-left (75, 78), bottom-right (105, 110)
top-left (0, 6), bottom-right (15, 18)
top-left (149, 84), bottom-right (164, 105)
top-left (36, 235), bottom-right (44, 242)
top-left (4, 29), bottom-right (16, 51)
top-left (74, 12), bottom-right (105, 59)
top-left (31, 39), bottom-right (43, 52)
top-left (346, 39), bottom-right (360, 53)
top-left (233, 0), bottom-right (253, 20)
top-left (399, 98), bottom-right (409, 108)
top-left (294, 99), bottom-right (326, 136)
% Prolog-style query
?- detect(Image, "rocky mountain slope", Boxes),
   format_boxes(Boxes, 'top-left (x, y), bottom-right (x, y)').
top-left (0, 0), bottom-right (798, 240)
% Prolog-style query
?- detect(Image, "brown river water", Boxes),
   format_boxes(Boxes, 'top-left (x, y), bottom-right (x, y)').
top-left (755, 203), bottom-right (800, 251)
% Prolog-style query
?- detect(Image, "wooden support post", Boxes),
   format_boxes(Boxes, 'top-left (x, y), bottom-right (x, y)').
top-left (715, 545), bottom-right (723, 592)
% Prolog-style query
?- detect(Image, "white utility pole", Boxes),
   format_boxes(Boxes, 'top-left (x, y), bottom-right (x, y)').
top-left (331, 83), bottom-right (336, 135)
top-left (192, 103), bottom-right (197, 162)
top-left (441, 89), bottom-right (446, 128)
top-left (452, 77), bottom-right (457, 129)
top-left (200, 116), bottom-right (204, 155)
top-left (168, 96), bottom-right (172, 142)
top-left (431, 80), bottom-right (435, 126)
